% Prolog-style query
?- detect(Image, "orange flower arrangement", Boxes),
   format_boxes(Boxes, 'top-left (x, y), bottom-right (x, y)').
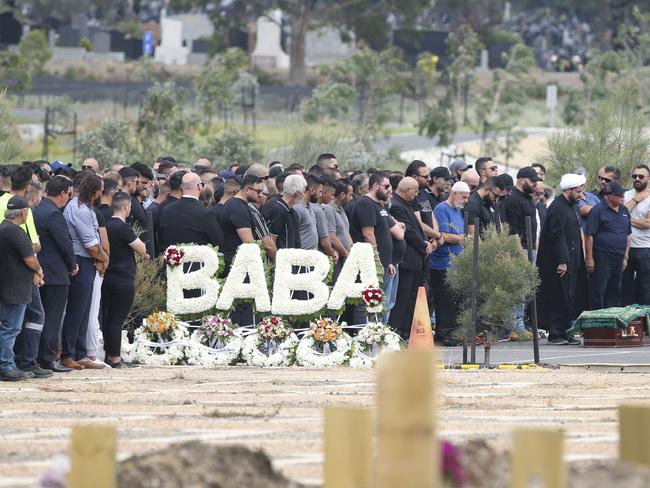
top-left (144, 311), bottom-right (178, 340)
top-left (307, 317), bottom-right (343, 344)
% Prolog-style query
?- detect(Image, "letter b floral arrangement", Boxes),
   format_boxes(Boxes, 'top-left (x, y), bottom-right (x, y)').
top-left (185, 315), bottom-right (243, 366)
top-left (296, 317), bottom-right (352, 367)
top-left (133, 311), bottom-right (188, 366)
top-left (242, 316), bottom-right (298, 367)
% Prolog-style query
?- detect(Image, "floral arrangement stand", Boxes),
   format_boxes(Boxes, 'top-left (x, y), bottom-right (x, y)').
top-left (133, 312), bottom-right (188, 366)
top-left (241, 316), bottom-right (298, 367)
top-left (296, 317), bottom-right (353, 367)
top-left (348, 322), bottom-right (403, 368)
top-left (567, 306), bottom-right (647, 348)
top-left (185, 315), bottom-right (243, 367)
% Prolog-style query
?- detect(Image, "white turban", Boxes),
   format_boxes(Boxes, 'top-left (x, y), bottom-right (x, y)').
top-left (560, 173), bottom-right (586, 190)
top-left (451, 181), bottom-right (470, 193)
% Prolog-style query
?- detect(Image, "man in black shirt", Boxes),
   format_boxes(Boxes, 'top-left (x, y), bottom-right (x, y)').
top-left (503, 167), bottom-right (541, 253)
top-left (155, 170), bottom-right (186, 254)
top-left (466, 176), bottom-right (506, 236)
top-left (262, 174), bottom-right (305, 250)
top-left (0, 196), bottom-right (44, 381)
top-left (405, 160), bottom-right (441, 241)
top-left (214, 176), bottom-right (241, 225)
top-left (427, 167), bottom-right (453, 209)
top-left (119, 167), bottom-right (149, 243)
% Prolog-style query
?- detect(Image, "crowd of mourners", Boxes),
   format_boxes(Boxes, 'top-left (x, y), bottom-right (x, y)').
top-left (0, 153), bottom-right (643, 380)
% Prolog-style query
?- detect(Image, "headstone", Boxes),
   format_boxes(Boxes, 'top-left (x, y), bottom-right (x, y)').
top-left (619, 405), bottom-right (650, 465)
top-left (92, 32), bottom-right (111, 53)
top-left (305, 27), bottom-right (354, 66)
top-left (154, 10), bottom-right (189, 65)
top-left (324, 406), bottom-right (372, 488)
top-left (510, 429), bottom-right (565, 488)
top-left (0, 11), bottom-right (23, 46)
top-left (251, 10), bottom-right (290, 70)
top-left (479, 49), bottom-right (489, 71)
top-left (58, 26), bottom-right (82, 47)
top-left (409, 287), bottom-right (434, 350)
top-left (67, 425), bottom-right (117, 488)
top-left (376, 350), bottom-right (438, 488)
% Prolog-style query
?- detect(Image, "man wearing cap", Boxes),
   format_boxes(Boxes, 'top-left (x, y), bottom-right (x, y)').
top-left (585, 181), bottom-right (632, 309)
top-left (0, 196), bottom-right (44, 381)
top-left (429, 181), bottom-right (470, 346)
top-left (622, 164), bottom-right (650, 305)
top-left (449, 160), bottom-right (471, 183)
top-left (428, 167), bottom-right (453, 208)
top-left (537, 174), bottom-right (586, 345)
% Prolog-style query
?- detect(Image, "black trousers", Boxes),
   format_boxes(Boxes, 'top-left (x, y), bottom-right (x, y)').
top-left (429, 268), bottom-right (457, 340)
top-left (38, 284), bottom-right (69, 365)
top-left (622, 247), bottom-right (650, 306)
top-left (589, 250), bottom-right (624, 310)
top-left (61, 257), bottom-right (95, 361)
top-left (101, 283), bottom-right (135, 358)
top-left (389, 268), bottom-right (423, 340)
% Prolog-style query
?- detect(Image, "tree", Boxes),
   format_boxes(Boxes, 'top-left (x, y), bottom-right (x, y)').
top-left (300, 82), bottom-right (356, 124)
top-left (0, 90), bottom-right (22, 162)
top-left (76, 119), bottom-right (136, 167)
top-left (198, 127), bottom-right (263, 166)
top-left (0, 51), bottom-right (31, 93)
top-left (445, 24), bottom-right (483, 126)
top-left (193, 47), bottom-right (248, 124)
top-left (18, 29), bottom-right (52, 77)
top-left (446, 225), bottom-right (539, 365)
top-left (138, 82), bottom-right (192, 161)
top-left (541, 83), bottom-right (650, 188)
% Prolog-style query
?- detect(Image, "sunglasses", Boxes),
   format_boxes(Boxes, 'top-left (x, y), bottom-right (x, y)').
top-left (382, 184), bottom-right (392, 190)
top-left (81, 165), bottom-right (94, 171)
top-left (598, 176), bottom-right (613, 183)
top-left (489, 166), bottom-right (498, 171)
top-left (632, 174), bottom-right (646, 180)
top-left (247, 187), bottom-right (264, 195)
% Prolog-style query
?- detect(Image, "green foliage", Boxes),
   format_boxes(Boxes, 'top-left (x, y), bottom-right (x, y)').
top-left (76, 119), bottom-right (136, 168)
top-left (446, 24), bottom-right (483, 122)
top-left (418, 93), bottom-right (457, 146)
top-left (18, 30), bottom-right (52, 76)
top-left (0, 50), bottom-right (31, 93)
top-left (0, 90), bottom-right (22, 162)
top-left (193, 47), bottom-right (248, 122)
top-left (199, 127), bottom-right (263, 167)
top-left (79, 37), bottom-right (93, 52)
top-left (138, 81), bottom-right (192, 160)
top-left (446, 225), bottom-right (539, 345)
top-left (300, 82), bottom-right (356, 123)
top-left (542, 83), bottom-right (650, 188)
top-left (125, 256), bottom-right (167, 331)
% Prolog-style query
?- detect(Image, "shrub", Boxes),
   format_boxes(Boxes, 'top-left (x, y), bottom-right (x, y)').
top-left (76, 119), bottom-right (136, 168)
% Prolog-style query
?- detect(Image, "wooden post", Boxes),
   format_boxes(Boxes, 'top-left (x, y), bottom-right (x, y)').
top-left (324, 406), bottom-right (372, 488)
top-left (511, 429), bottom-right (565, 488)
top-left (376, 350), bottom-right (438, 488)
top-left (67, 425), bottom-right (117, 488)
top-left (408, 287), bottom-right (435, 350)
top-left (619, 405), bottom-right (650, 465)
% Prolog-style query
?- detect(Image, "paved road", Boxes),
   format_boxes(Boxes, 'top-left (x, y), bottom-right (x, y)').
top-left (440, 340), bottom-right (650, 366)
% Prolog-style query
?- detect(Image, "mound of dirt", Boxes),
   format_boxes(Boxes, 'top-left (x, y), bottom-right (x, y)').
top-left (118, 442), bottom-right (307, 488)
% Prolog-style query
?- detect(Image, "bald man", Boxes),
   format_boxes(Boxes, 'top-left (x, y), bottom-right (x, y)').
top-left (195, 158), bottom-right (212, 169)
top-left (158, 172), bottom-right (222, 249)
top-left (388, 177), bottom-right (436, 339)
top-left (82, 158), bottom-right (100, 173)
top-left (461, 168), bottom-right (480, 191)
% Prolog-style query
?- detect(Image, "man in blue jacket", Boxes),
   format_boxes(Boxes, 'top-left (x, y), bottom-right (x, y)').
top-left (34, 176), bottom-right (78, 372)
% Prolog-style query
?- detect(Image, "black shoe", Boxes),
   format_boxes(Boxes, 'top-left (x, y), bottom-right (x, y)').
top-left (566, 336), bottom-right (581, 345)
top-left (548, 337), bottom-right (569, 345)
top-left (40, 361), bottom-right (73, 373)
top-left (21, 365), bottom-right (53, 378)
top-left (109, 360), bottom-right (137, 369)
top-left (0, 368), bottom-right (35, 381)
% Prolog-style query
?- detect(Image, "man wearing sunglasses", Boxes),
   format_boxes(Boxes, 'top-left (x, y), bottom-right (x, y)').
top-left (622, 164), bottom-right (650, 305)
top-left (475, 157), bottom-right (499, 187)
top-left (577, 166), bottom-right (620, 228)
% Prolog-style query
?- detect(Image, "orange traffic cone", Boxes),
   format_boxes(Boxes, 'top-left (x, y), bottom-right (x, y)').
top-left (408, 286), bottom-right (435, 349)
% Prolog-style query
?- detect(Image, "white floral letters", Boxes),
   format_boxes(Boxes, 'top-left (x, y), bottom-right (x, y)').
top-left (215, 243), bottom-right (271, 312)
top-left (327, 243), bottom-right (380, 311)
top-left (166, 245), bottom-right (221, 315)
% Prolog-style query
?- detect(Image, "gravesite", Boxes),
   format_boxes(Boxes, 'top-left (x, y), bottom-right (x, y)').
top-left (6, 1), bottom-right (650, 487)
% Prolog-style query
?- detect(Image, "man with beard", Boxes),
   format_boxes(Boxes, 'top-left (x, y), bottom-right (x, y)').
top-left (622, 165), bottom-right (650, 305)
top-left (428, 167), bottom-right (454, 208)
top-left (537, 173), bottom-right (586, 345)
top-left (118, 167), bottom-right (148, 244)
top-left (577, 166), bottom-right (621, 228)
top-left (293, 174), bottom-right (321, 251)
top-left (429, 181), bottom-right (470, 345)
top-left (405, 160), bottom-right (441, 242)
top-left (465, 176), bottom-right (506, 236)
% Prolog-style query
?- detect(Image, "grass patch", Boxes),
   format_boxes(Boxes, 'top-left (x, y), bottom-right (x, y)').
top-left (202, 407), bottom-right (280, 419)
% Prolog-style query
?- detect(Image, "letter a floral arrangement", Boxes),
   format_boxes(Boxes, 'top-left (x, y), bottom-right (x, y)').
top-left (128, 243), bottom-right (405, 367)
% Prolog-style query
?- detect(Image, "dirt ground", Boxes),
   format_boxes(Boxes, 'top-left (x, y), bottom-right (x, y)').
top-left (1, 365), bottom-right (649, 487)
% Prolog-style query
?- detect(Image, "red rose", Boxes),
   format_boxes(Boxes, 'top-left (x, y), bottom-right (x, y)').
top-left (271, 317), bottom-right (278, 325)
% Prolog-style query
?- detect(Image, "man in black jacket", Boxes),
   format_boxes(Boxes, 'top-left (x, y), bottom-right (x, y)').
top-left (34, 176), bottom-right (78, 372)
top-left (388, 177), bottom-right (435, 339)
top-left (158, 172), bottom-right (223, 250)
top-left (537, 173), bottom-right (586, 345)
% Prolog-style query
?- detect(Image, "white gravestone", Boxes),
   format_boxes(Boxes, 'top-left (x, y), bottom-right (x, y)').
top-left (251, 10), bottom-right (290, 69)
top-left (154, 11), bottom-right (189, 65)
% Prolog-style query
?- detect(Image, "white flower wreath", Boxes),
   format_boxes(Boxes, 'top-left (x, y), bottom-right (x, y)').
top-left (166, 245), bottom-right (221, 315)
top-left (133, 322), bottom-right (189, 366)
top-left (349, 322), bottom-right (402, 368)
top-left (296, 334), bottom-right (353, 367)
top-left (185, 331), bottom-right (244, 367)
top-left (241, 332), bottom-right (299, 367)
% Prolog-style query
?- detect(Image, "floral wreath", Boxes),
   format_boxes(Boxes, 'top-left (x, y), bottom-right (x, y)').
top-left (185, 315), bottom-right (243, 367)
top-left (349, 322), bottom-right (402, 368)
top-left (164, 245), bottom-right (185, 268)
top-left (133, 312), bottom-right (188, 366)
top-left (242, 316), bottom-right (298, 366)
top-left (361, 284), bottom-right (384, 315)
top-left (296, 317), bottom-right (352, 367)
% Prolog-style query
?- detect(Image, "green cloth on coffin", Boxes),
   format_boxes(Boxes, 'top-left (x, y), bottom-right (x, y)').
top-left (567, 305), bottom-right (649, 335)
